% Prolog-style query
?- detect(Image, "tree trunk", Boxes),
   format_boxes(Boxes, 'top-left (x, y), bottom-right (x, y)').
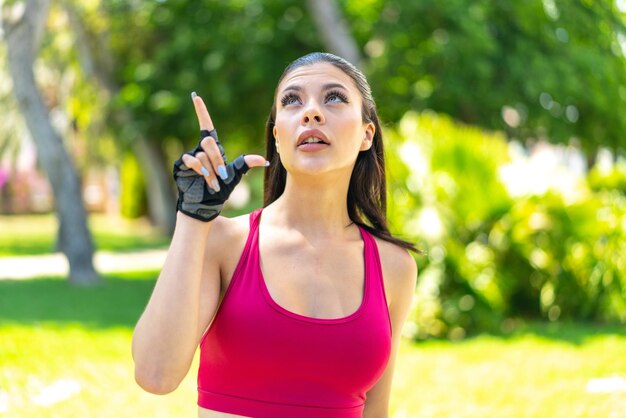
top-left (132, 137), bottom-right (176, 234)
top-left (4, 0), bottom-right (100, 285)
top-left (306, 0), bottom-right (362, 68)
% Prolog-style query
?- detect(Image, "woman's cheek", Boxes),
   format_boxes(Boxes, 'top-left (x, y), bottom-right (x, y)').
top-left (274, 115), bottom-right (293, 144)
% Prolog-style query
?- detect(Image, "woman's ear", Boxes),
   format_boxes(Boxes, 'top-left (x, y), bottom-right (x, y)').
top-left (273, 127), bottom-right (280, 153)
top-left (360, 122), bottom-right (375, 151)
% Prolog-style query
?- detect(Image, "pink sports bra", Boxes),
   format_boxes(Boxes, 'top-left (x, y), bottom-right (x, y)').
top-left (197, 208), bottom-right (392, 417)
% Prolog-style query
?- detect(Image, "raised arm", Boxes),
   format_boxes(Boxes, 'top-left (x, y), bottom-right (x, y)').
top-left (131, 93), bottom-right (267, 394)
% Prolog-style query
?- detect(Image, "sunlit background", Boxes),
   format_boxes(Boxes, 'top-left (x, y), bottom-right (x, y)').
top-left (1, 0), bottom-right (625, 417)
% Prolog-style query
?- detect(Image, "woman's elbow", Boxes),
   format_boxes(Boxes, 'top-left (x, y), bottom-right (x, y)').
top-left (134, 366), bottom-right (181, 395)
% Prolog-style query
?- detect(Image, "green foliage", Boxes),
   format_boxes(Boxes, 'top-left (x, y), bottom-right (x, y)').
top-left (368, 0), bottom-right (626, 155)
top-left (56, 0), bottom-right (626, 226)
top-left (387, 111), bottom-right (513, 338)
top-left (119, 153), bottom-right (147, 219)
top-left (63, 0), bottom-right (626, 159)
top-left (588, 157), bottom-right (626, 192)
top-left (492, 190), bottom-right (625, 323)
top-left (387, 111), bottom-right (626, 339)
top-left (105, 0), bottom-right (323, 155)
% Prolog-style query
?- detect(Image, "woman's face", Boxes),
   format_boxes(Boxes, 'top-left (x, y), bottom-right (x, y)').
top-left (273, 63), bottom-right (375, 177)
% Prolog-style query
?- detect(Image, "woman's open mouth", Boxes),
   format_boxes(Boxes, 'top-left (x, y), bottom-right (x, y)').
top-left (298, 137), bottom-right (330, 151)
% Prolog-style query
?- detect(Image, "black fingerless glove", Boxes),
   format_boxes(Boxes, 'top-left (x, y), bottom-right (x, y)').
top-left (173, 129), bottom-right (250, 222)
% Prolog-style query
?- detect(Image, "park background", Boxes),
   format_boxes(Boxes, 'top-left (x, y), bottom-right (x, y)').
top-left (1, 0), bottom-right (625, 416)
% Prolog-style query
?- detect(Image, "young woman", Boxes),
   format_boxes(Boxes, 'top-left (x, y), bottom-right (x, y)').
top-left (132, 52), bottom-right (418, 418)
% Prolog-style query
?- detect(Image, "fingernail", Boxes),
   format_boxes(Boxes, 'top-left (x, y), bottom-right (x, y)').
top-left (201, 167), bottom-right (210, 177)
top-left (211, 179), bottom-right (221, 192)
top-left (191, 91), bottom-right (197, 99)
top-left (264, 161), bottom-right (271, 167)
top-left (218, 165), bottom-right (228, 180)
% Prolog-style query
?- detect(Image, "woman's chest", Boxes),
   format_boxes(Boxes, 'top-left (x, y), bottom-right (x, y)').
top-left (261, 244), bottom-right (366, 319)
top-left (220, 236), bottom-right (366, 320)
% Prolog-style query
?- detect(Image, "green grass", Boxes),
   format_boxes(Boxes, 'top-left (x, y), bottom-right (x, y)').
top-left (391, 325), bottom-right (626, 418)
top-left (0, 214), bottom-right (170, 256)
top-left (0, 271), bottom-right (625, 417)
top-left (0, 271), bottom-right (198, 417)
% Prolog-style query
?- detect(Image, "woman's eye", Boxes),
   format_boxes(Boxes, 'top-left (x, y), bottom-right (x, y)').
top-left (325, 90), bottom-right (348, 104)
top-left (280, 94), bottom-right (301, 106)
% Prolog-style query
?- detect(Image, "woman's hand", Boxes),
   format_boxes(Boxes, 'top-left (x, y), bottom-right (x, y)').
top-left (173, 92), bottom-right (268, 222)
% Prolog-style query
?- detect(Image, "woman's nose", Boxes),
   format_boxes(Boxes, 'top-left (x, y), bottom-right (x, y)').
top-left (301, 102), bottom-right (325, 125)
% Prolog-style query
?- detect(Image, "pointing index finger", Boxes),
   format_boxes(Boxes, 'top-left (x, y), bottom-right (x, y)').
top-left (191, 92), bottom-right (215, 131)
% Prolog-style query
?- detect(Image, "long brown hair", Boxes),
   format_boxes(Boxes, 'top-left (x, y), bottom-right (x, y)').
top-left (263, 52), bottom-right (421, 254)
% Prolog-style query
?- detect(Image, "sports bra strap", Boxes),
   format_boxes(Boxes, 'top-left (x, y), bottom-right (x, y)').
top-left (249, 208), bottom-right (262, 229)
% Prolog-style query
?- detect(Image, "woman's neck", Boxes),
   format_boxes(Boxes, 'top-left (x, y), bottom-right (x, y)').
top-left (268, 172), bottom-right (353, 239)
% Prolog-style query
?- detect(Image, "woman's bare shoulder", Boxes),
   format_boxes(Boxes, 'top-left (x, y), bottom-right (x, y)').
top-left (204, 212), bottom-right (254, 256)
top-left (372, 236), bottom-right (418, 307)
top-left (210, 212), bottom-right (251, 232)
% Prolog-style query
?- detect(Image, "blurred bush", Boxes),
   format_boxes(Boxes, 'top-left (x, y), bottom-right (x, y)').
top-left (588, 157), bottom-right (626, 194)
top-left (386, 111), bottom-right (626, 340)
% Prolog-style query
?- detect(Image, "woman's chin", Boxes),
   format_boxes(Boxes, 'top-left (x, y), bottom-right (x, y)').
top-left (285, 162), bottom-right (354, 180)
top-left (290, 167), bottom-right (330, 177)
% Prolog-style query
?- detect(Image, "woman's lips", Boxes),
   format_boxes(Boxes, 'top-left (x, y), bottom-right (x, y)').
top-left (297, 142), bottom-right (330, 152)
top-left (297, 129), bottom-right (329, 146)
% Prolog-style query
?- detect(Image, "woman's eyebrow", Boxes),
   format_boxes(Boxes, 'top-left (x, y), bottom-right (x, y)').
top-left (280, 82), bottom-right (349, 94)
top-left (322, 82), bottom-right (348, 92)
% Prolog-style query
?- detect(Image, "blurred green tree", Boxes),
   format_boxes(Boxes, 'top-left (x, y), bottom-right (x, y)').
top-left (105, 0), bottom-right (321, 149)
top-left (366, 0), bottom-right (626, 157)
